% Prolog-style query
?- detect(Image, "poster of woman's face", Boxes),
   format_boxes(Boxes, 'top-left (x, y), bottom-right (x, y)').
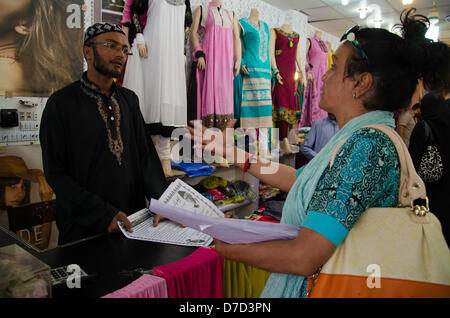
top-left (0, 0), bottom-right (84, 97)
top-left (0, 148), bottom-right (57, 251)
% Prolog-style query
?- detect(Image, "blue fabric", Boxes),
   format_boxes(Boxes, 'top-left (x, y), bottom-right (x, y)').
top-left (300, 117), bottom-right (339, 160)
top-left (296, 166), bottom-right (305, 178)
top-left (171, 161), bottom-right (214, 177)
top-left (260, 110), bottom-right (396, 298)
top-left (302, 211), bottom-right (349, 247)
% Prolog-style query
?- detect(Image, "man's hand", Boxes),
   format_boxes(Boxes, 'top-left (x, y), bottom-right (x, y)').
top-left (108, 211), bottom-right (133, 233)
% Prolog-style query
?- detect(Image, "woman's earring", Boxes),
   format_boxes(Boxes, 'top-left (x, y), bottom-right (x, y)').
top-left (353, 93), bottom-right (356, 99)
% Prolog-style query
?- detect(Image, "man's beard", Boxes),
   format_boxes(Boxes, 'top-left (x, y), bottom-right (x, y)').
top-left (92, 47), bottom-right (122, 78)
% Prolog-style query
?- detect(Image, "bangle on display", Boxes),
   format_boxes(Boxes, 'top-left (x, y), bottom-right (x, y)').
top-left (192, 46), bottom-right (204, 61)
top-left (272, 68), bottom-right (280, 77)
top-left (195, 50), bottom-right (206, 59)
top-left (135, 33), bottom-right (145, 45)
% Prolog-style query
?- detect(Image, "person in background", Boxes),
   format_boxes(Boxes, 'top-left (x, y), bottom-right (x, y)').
top-left (39, 23), bottom-right (167, 245)
top-left (396, 105), bottom-right (417, 147)
top-left (300, 113), bottom-right (339, 160)
top-left (409, 91), bottom-right (450, 245)
top-left (411, 102), bottom-right (421, 121)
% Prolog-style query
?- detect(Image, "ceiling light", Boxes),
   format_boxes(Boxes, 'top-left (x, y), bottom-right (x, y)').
top-left (342, 0), bottom-right (349, 5)
top-left (359, 7), bottom-right (368, 19)
top-left (402, 0), bottom-right (413, 5)
top-left (428, 1), bottom-right (439, 25)
top-left (425, 25), bottom-right (439, 41)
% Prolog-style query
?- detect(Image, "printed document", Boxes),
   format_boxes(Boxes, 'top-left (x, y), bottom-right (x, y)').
top-left (149, 199), bottom-right (301, 244)
top-left (119, 179), bottom-right (224, 247)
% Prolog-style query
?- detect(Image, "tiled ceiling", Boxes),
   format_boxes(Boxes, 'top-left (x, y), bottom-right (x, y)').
top-left (262, 0), bottom-right (450, 45)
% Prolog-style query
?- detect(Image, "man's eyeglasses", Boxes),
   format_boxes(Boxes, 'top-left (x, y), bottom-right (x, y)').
top-left (89, 41), bottom-right (132, 56)
top-left (340, 26), bottom-right (368, 60)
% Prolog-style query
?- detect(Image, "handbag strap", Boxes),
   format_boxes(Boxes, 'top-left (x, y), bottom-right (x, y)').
top-left (423, 120), bottom-right (435, 145)
top-left (330, 124), bottom-right (427, 207)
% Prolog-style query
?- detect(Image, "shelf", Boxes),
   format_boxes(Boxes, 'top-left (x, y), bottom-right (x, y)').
top-left (218, 200), bottom-right (252, 213)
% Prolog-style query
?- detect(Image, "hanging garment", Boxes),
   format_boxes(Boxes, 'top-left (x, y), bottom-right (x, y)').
top-left (235, 18), bottom-right (272, 129)
top-left (152, 247), bottom-right (223, 298)
top-left (123, 0), bottom-right (187, 130)
top-left (102, 274), bottom-right (168, 298)
top-left (195, 2), bottom-right (235, 130)
top-left (300, 35), bottom-right (328, 128)
top-left (272, 29), bottom-right (301, 126)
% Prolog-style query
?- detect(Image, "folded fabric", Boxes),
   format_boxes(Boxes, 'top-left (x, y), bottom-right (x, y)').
top-left (229, 181), bottom-right (257, 201)
top-left (152, 247), bottom-right (223, 298)
top-left (217, 185), bottom-right (238, 198)
top-left (171, 161), bottom-right (214, 177)
top-left (199, 176), bottom-right (228, 189)
top-left (261, 200), bottom-right (285, 221)
top-left (255, 215), bottom-right (281, 223)
top-left (101, 274), bottom-right (168, 298)
top-left (207, 189), bottom-right (227, 201)
top-left (201, 192), bottom-right (212, 201)
top-left (216, 196), bottom-right (245, 206)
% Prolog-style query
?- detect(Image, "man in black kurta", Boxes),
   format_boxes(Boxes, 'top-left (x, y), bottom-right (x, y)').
top-left (40, 23), bottom-right (167, 245)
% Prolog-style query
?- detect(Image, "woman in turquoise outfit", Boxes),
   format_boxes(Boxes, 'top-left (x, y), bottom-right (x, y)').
top-left (187, 9), bottom-right (449, 297)
top-left (234, 9), bottom-right (272, 129)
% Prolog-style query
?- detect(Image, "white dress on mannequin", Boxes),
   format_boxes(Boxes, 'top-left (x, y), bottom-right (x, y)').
top-left (123, 0), bottom-right (187, 128)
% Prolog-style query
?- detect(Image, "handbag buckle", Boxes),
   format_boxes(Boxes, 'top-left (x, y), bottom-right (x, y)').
top-left (410, 197), bottom-right (429, 217)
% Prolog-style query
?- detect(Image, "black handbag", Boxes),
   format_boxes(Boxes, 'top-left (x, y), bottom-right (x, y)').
top-left (417, 121), bottom-right (444, 183)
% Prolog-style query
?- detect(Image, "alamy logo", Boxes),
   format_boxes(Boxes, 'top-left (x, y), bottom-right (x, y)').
top-left (366, 264), bottom-right (381, 289)
top-left (66, 264), bottom-right (82, 289)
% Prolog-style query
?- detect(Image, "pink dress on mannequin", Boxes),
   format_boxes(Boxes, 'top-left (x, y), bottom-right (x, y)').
top-left (300, 35), bottom-right (328, 128)
top-left (196, 2), bottom-right (235, 131)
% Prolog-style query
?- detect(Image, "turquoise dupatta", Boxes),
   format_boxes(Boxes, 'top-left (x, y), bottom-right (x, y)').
top-left (261, 110), bottom-right (395, 298)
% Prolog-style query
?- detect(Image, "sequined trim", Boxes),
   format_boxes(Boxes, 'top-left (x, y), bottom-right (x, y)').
top-left (80, 75), bottom-right (124, 165)
top-left (273, 105), bottom-right (301, 125)
top-left (201, 114), bottom-right (234, 131)
top-left (276, 28), bottom-right (299, 39)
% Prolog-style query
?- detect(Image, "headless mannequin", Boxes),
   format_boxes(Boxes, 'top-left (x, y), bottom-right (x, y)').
top-left (190, 0), bottom-right (241, 77)
top-left (189, 0), bottom-right (241, 165)
top-left (306, 30), bottom-right (323, 82)
top-left (241, 8), bottom-right (259, 76)
top-left (121, 0), bottom-right (188, 177)
top-left (269, 23), bottom-right (305, 153)
top-left (239, 8), bottom-right (271, 159)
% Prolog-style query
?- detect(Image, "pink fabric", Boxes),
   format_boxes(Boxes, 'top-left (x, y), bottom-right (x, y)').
top-left (196, 2), bottom-right (234, 122)
top-left (101, 274), bottom-right (168, 298)
top-left (207, 189), bottom-right (226, 200)
top-left (121, 0), bottom-right (148, 29)
top-left (152, 247), bottom-right (223, 298)
top-left (300, 36), bottom-right (329, 127)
